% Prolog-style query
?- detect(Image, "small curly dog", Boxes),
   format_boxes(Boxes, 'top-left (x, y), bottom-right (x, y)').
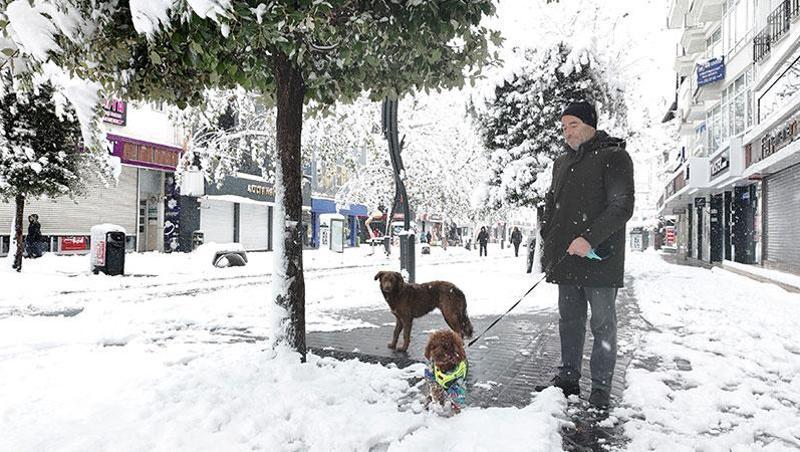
top-left (374, 271), bottom-right (473, 352)
top-left (424, 329), bottom-right (468, 415)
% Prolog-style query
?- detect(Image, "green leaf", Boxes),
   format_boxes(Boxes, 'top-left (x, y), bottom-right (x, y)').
top-left (149, 52), bottom-right (162, 64)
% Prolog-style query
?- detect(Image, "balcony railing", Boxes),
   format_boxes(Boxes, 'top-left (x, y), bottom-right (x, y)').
top-left (754, 0), bottom-right (800, 63)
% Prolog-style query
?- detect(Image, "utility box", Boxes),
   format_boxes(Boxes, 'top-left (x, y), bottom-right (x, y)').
top-left (90, 224), bottom-right (126, 275)
top-left (192, 231), bottom-right (205, 251)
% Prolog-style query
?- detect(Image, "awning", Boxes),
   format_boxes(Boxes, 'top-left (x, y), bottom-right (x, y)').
top-left (311, 197), bottom-right (368, 216)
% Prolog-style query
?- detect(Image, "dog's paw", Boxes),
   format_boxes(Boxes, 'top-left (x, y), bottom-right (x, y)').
top-left (396, 346), bottom-right (409, 353)
top-left (387, 342), bottom-right (397, 350)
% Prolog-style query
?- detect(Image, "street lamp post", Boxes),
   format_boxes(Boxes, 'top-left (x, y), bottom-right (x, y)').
top-left (382, 98), bottom-right (415, 283)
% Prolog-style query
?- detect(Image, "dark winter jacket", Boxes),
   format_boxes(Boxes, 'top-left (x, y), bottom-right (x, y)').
top-left (477, 230), bottom-right (489, 244)
top-left (511, 229), bottom-right (522, 245)
top-left (27, 221), bottom-right (42, 242)
top-left (541, 131), bottom-right (635, 287)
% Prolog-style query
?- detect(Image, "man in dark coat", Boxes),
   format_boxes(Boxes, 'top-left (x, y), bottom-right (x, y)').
top-left (534, 102), bottom-right (635, 409)
top-left (26, 214), bottom-right (43, 258)
top-left (510, 227), bottom-right (523, 257)
top-left (476, 226), bottom-right (489, 257)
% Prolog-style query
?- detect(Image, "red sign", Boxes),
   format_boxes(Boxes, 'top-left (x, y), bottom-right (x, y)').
top-left (60, 236), bottom-right (89, 251)
top-left (103, 100), bottom-right (127, 126)
top-left (665, 227), bottom-right (676, 246)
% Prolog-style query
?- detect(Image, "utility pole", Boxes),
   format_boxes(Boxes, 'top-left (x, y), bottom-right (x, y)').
top-left (382, 98), bottom-right (415, 283)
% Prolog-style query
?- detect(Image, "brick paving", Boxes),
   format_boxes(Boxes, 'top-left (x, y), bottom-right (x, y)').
top-left (308, 276), bottom-right (646, 451)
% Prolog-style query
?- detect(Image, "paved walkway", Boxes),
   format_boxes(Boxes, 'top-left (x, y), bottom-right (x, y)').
top-left (308, 276), bottom-right (647, 451)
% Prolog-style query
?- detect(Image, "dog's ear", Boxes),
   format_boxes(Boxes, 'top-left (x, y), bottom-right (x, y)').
top-left (424, 336), bottom-right (434, 360)
top-left (374, 271), bottom-right (385, 281)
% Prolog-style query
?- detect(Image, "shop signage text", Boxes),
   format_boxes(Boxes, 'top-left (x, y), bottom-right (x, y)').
top-left (710, 150), bottom-right (730, 178)
top-left (60, 236), bottom-right (89, 251)
top-left (103, 100), bottom-right (127, 126)
top-left (247, 184), bottom-right (274, 197)
top-left (694, 197), bottom-right (706, 208)
top-left (697, 57), bottom-right (725, 87)
top-left (760, 114), bottom-right (800, 159)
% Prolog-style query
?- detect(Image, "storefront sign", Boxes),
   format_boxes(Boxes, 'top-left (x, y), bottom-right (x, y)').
top-left (164, 174), bottom-right (181, 253)
top-left (710, 150), bottom-right (730, 178)
top-left (247, 184), bottom-right (275, 197)
top-left (694, 197), bottom-right (706, 208)
top-left (103, 100), bottom-right (127, 126)
top-left (108, 134), bottom-right (182, 171)
top-left (747, 111), bottom-right (800, 167)
top-left (60, 236), bottom-right (89, 251)
top-left (697, 57), bottom-right (725, 87)
top-left (761, 114), bottom-right (800, 159)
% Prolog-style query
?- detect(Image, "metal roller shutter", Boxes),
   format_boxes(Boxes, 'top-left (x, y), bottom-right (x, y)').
top-left (239, 203), bottom-right (269, 250)
top-left (0, 165), bottom-right (138, 236)
top-left (200, 199), bottom-right (234, 244)
top-left (764, 163), bottom-right (800, 270)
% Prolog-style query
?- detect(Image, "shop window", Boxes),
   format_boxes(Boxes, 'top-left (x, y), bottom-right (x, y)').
top-left (758, 47), bottom-right (800, 122)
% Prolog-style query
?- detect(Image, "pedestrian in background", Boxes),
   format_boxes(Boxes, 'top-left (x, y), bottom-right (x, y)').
top-left (511, 226), bottom-right (522, 257)
top-left (25, 214), bottom-right (43, 258)
top-left (477, 226), bottom-right (489, 257)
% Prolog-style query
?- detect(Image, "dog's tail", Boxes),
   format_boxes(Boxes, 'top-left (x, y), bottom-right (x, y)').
top-left (453, 287), bottom-right (474, 339)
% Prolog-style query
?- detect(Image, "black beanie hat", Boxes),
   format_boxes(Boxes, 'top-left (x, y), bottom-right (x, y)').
top-left (561, 101), bottom-right (598, 129)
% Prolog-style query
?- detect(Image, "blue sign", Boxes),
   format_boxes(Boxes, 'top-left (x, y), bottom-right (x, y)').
top-left (697, 57), bottom-right (725, 87)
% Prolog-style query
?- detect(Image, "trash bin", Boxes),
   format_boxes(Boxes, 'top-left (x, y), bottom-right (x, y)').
top-left (90, 224), bottom-right (126, 275)
top-left (192, 231), bottom-right (204, 251)
top-left (629, 227), bottom-right (646, 252)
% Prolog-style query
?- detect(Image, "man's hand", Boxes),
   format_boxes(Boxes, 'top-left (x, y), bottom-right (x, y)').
top-left (567, 237), bottom-right (592, 257)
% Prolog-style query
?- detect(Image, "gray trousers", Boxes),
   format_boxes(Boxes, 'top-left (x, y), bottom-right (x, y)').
top-left (557, 285), bottom-right (618, 393)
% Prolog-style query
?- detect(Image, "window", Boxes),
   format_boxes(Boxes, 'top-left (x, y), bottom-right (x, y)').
top-left (707, 69), bottom-right (753, 152)
top-left (723, 0), bottom-right (754, 56)
top-left (758, 46), bottom-right (800, 122)
top-left (707, 27), bottom-right (723, 58)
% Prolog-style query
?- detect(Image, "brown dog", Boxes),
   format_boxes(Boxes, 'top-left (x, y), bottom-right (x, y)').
top-left (374, 271), bottom-right (473, 352)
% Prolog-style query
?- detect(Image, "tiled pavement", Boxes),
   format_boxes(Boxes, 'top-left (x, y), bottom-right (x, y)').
top-left (308, 276), bottom-right (647, 451)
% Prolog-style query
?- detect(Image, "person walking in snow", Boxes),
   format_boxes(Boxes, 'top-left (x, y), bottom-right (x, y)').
top-left (477, 226), bottom-right (489, 257)
top-left (25, 214), bottom-right (43, 258)
top-left (534, 101), bottom-right (635, 409)
top-left (511, 226), bottom-right (523, 257)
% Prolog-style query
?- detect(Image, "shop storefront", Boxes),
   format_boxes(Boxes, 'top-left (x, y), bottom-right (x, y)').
top-left (0, 133), bottom-right (182, 255)
top-left (310, 198), bottom-right (367, 248)
top-left (181, 173), bottom-right (312, 252)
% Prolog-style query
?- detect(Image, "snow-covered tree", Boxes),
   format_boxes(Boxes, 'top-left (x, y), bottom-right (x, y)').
top-left (0, 78), bottom-right (106, 272)
top-left (334, 92), bottom-right (490, 227)
top-left (476, 41), bottom-right (627, 210)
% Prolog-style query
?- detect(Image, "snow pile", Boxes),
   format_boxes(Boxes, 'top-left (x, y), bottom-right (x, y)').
top-left (388, 387), bottom-right (566, 451)
top-left (619, 251), bottom-right (800, 451)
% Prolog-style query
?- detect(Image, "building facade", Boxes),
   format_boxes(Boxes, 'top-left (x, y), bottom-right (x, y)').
top-left (0, 101), bottom-right (184, 255)
top-left (660, 0), bottom-right (800, 275)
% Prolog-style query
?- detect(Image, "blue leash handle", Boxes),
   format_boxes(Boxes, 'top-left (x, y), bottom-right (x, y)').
top-left (586, 249), bottom-right (602, 260)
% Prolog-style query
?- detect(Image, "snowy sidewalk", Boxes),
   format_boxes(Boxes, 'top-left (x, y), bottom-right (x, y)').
top-left (616, 251), bottom-right (800, 451)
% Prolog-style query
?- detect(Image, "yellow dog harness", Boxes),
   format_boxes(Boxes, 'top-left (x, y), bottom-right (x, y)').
top-left (433, 360), bottom-right (468, 388)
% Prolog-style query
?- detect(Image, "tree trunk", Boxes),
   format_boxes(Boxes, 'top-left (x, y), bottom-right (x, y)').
top-left (13, 194), bottom-right (24, 272)
top-left (272, 51), bottom-right (307, 361)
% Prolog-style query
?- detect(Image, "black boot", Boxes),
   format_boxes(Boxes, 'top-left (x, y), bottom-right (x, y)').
top-left (534, 375), bottom-right (580, 396)
top-left (589, 388), bottom-right (611, 409)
